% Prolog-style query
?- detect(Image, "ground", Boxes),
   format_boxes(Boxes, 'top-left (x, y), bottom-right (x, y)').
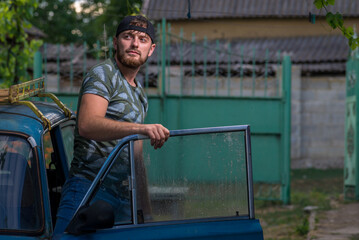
top-left (256, 169), bottom-right (359, 240)
top-left (312, 202), bottom-right (359, 240)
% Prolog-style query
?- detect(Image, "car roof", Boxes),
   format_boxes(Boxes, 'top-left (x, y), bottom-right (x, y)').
top-left (0, 101), bottom-right (75, 139)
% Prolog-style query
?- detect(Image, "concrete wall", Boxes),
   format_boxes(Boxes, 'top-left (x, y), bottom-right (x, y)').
top-left (165, 18), bottom-right (359, 40)
top-left (291, 67), bottom-right (346, 169)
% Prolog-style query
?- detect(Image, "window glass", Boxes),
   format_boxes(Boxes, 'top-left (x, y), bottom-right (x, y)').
top-left (90, 143), bottom-right (132, 225)
top-left (140, 131), bottom-right (249, 222)
top-left (87, 130), bottom-right (249, 226)
top-left (43, 131), bottom-right (54, 169)
top-left (0, 134), bottom-right (43, 231)
top-left (60, 122), bottom-right (75, 168)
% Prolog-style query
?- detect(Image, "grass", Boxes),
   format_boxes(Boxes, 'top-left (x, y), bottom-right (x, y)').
top-left (255, 168), bottom-right (343, 240)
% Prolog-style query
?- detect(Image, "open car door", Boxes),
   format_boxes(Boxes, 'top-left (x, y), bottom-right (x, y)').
top-left (63, 125), bottom-right (263, 240)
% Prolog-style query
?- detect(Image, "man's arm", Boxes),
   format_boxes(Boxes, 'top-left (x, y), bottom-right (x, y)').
top-left (77, 93), bottom-right (169, 149)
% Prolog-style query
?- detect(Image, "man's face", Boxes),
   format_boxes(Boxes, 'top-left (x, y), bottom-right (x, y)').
top-left (114, 30), bottom-right (155, 69)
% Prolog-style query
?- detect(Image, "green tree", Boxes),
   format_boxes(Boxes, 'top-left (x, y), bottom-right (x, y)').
top-left (31, 0), bottom-right (142, 45)
top-left (314, 0), bottom-right (359, 50)
top-left (0, 0), bottom-right (42, 87)
top-left (31, 0), bottom-right (80, 43)
top-left (77, 0), bottom-right (142, 45)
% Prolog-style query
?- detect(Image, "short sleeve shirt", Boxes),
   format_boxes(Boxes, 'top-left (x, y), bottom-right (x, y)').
top-left (70, 58), bottom-right (148, 180)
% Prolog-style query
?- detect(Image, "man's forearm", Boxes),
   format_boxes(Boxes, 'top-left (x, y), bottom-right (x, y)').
top-left (78, 115), bottom-right (144, 141)
top-left (77, 94), bottom-right (169, 148)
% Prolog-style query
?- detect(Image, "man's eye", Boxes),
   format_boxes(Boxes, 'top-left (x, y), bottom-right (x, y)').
top-left (140, 37), bottom-right (148, 43)
top-left (124, 35), bottom-right (132, 39)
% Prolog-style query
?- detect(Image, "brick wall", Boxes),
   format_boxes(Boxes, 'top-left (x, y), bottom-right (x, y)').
top-left (291, 67), bottom-right (346, 169)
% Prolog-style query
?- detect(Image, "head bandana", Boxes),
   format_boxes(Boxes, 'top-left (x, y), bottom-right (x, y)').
top-left (116, 15), bottom-right (156, 43)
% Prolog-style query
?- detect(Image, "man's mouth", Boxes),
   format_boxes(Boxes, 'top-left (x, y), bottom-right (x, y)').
top-left (126, 50), bottom-right (140, 56)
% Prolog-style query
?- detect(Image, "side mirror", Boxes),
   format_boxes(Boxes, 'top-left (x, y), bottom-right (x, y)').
top-left (66, 200), bottom-right (114, 235)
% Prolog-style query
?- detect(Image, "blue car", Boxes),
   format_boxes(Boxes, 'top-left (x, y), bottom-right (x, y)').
top-left (0, 78), bottom-right (263, 239)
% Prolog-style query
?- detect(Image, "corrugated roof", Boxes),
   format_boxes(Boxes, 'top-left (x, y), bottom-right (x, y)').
top-left (25, 26), bottom-right (46, 38)
top-left (41, 35), bottom-right (350, 75)
top-left (147, 35), bottom-right (350, 74)
top-left (142, 0), bottom-right (359, 20)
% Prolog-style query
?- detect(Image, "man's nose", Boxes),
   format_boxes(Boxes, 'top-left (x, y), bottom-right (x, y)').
top-left (131, 37), bottom-right (139, 48)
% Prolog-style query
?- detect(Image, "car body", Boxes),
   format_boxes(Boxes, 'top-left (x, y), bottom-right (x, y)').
top-left (0, 80), bottom-right (263, 239)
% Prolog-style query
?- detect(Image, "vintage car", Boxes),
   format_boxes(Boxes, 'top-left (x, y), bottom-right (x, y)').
top-left (0, 78), bottom-right (263, 239)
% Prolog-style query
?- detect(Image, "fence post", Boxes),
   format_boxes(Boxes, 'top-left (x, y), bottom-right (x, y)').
top-left (161, 18), bottom-right (166, 97)
top-left (33, 51), bottom-right (42, 79)
top-left (70, 43), bottom-right (74, 92)
top-left (57, 44), bottom-right (60, 93)
top-left (180, 28), bottom-right (184, 96)
top-left (44, 43), bottom-right (48, 88)
top-left (252, 48), bottom-right (256, 96)
top-left (227, 42), bottom-right (231, 96)
top-left (160, 18), bottom-right (167, 127)
top-left (191, 32), bottom-right (196, 96)
top-left (281, 55), bottom-right (292, 204)
top-left (344, 49), bottom-right (359, 200)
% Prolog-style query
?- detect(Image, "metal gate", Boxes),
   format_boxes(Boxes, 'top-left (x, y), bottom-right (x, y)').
top-left (34, 19), bottom-right (292, 204)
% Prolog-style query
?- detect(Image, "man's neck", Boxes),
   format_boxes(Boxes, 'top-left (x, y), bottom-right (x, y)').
top-left (115, 57), bottom-right (140, 87)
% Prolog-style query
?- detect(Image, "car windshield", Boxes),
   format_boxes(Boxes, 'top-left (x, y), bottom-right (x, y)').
top-left (0, 134), bottom-right (43, 232)
top-left (79, 126), bottom-right (253, 226)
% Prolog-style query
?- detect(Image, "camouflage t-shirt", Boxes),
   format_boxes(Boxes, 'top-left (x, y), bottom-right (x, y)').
top-left (69, 58), bottom-right (148, 181)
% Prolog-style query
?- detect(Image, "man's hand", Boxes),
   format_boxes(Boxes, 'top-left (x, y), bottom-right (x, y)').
top-left (142, 124), bottom-right (170, 149)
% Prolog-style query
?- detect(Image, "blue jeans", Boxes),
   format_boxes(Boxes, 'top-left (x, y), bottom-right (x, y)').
top-left (53, 176), bottom-right (131, 239)
top-left (53, 177), bottom-right (92, 239)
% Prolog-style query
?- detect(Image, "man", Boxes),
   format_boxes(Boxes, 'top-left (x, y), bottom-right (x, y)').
top-left (54, 15), bottom-right (169, 236)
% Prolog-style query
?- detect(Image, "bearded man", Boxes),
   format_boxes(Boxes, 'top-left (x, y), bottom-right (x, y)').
top-left (53, 15), bottom-right (169, 237)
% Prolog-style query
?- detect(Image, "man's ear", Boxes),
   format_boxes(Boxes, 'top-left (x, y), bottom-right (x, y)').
top-left (113, 37), bottom-right (117, 51)
top-left (148, 43), bottom-right (156, 57)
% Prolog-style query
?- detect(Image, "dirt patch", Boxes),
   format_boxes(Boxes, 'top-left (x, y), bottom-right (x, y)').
top-left (257, 169), bottom-right (359, 240)
top-left (311, 202), bottom-right (359, 240)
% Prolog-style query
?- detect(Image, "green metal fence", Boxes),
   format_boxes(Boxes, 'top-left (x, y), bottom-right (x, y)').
top-left (35, 18), bottom-right (292, 204)
top-left (345, 49), bottom-right (359, 200)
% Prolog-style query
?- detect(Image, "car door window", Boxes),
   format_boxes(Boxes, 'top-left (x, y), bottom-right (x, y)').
top-left (60, 121), bottom-right (75, 168)
top-left (88, 143), bottom-right (133, 225)
top-left (140, 130), bottom-right (249, 222)
top-left (80, 127), bottom-right (252, 227)
top-left (0, 134), bottom-right (43, 232)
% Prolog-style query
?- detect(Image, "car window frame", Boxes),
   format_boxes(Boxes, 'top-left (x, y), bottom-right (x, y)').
top-left (0, 131), bottom-right (45, 235)
top-left (70, 125), bottom-right (255, 227)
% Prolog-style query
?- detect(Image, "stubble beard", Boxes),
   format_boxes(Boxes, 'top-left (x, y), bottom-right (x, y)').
top-left (117, 47), bottom-right (149, 69)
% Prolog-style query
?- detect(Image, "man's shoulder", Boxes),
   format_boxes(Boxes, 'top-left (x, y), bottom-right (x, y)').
top-left (88, 58), bottom-right (117, 79)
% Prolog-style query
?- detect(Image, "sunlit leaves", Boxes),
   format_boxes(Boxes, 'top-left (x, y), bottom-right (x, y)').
top-left (31, 0), bottom-right (81, 44)
top-left (314, 0), bottom-right (335, 9)
top-left (325, 12), bottom-right (343, 29)
top-left (313, 0), bottom-right (358, 50)
top-left (0, 0), bottom-right (42, 87)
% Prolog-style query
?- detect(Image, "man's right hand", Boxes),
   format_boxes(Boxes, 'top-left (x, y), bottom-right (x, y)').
top-left (142, 124), bottom-right (170, 149)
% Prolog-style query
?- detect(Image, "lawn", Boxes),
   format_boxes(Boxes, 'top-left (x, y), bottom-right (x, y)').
top-left (256, 168), bottom-right (343, 240)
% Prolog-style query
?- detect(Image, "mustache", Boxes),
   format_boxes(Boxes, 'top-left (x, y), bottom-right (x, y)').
top-left (126, 49), bottom-right (141, 55)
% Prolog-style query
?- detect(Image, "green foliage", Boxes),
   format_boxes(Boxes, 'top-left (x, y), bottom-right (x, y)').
top-left (78, 0), bottom-right (142, 45)
top-left (314, 0), bottom-right (335, 9)
top-left (31, 0), bottom-right (80, 44)
top-left (295, 218), bottom-right (309, 236)
top-left (0, 0), bottom-right (42, 87)
top-left (292, 191), bottom-right (331, 210)
top-left (325, 12), bottom-right (343, 29)
top-left (313, 0), bottom-right (359, 50)
top-left (31, 0), bottom-right (142, 45)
